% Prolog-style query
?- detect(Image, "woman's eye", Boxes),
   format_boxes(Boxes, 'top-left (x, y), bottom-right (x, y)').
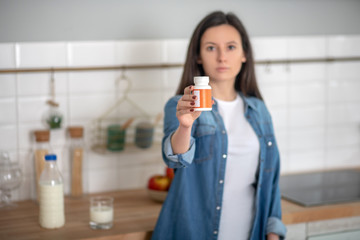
top-left (228, 45), bottom-right (236, 50)
top-left (206, 46), bottom-right (215, 51)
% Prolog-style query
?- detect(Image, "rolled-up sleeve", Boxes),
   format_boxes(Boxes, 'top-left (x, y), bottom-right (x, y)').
top-left (266, 158), bottom-right (287, 238)
top-left (266, 216), bottom-right (287, 238)
top-left (163, 133), bottom-right (195, 168)
top-left (266, 165), bottom-right (287, 238)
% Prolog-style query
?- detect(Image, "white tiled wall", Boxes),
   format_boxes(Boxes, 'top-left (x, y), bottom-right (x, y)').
top-left (1, 35), bottom-right (360, 201)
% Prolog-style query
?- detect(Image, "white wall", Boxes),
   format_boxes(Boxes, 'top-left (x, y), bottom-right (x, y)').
top-left (1, 0), bottom-right (360, 42)
top-left (1, 35), bottom-right (360, 201)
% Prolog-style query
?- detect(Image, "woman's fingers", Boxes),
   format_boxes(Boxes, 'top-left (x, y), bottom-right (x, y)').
top-left (184, 85), bottom-right (194, 96)
top-left (177, 97), bottom-right (195, 109)
top-left (177, 86), bottom-right (197, 112)
top-left (182, 94), bottom-right (197, 101)
top-left (176, 108), bottom-right (195, 115)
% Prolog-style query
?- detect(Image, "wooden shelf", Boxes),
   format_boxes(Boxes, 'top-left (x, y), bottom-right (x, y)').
top-left (1, 56), bottom-right (360, 74)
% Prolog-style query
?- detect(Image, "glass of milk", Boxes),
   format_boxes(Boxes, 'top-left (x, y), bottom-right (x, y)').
top-left (89, 196), bottom-right (114, 230)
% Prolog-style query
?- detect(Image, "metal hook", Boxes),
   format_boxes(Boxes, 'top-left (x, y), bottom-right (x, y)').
top-left (115, 69), bottom-right (131, 96)
top-left (285, 61), bottom-right (291, 72)
top-left (265, 61), bottom-right (272, 73)
top-left (50, 68), bottom-right (55, 101)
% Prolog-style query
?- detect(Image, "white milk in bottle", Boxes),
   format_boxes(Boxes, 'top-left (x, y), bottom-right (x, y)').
top-left (39, 154), bottom-right (65, 229)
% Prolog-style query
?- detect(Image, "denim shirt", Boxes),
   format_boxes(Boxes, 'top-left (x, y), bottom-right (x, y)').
top-left (152, 92), bottom-right (287, 240)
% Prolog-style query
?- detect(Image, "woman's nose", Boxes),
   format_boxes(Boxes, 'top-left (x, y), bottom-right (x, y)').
top-left (217, 49), bottom-right (226, 62)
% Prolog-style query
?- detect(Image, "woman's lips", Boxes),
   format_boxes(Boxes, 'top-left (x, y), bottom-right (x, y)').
top-left (216, 67), bottom-right (229, 72)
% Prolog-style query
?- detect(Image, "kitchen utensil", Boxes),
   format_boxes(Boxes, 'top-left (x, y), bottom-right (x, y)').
top-left (0, 152), bottom-right (23, 209)
top-left (121, 117), bottom-right (135, 130)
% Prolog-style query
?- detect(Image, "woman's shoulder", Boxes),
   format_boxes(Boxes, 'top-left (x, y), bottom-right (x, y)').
top-left (242, 95), bottom-right (271, 117)
top-left (164, 95), bottom-right (182, 109)
top-left (242, 94), bottom-right (266, 108)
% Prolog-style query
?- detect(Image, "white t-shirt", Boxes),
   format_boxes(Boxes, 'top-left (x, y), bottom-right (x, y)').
top-left (216, 95), bottom-right (260, 240)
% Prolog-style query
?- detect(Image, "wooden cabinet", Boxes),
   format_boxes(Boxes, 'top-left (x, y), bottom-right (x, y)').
top-left (286, 216), bottom-right (360, 240)
top-left (308, 230), bottom-right (360, 240)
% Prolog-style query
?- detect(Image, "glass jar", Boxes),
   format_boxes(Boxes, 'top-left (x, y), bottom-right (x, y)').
top-left (33, 130), bottom-right (52, 201)
top-left (0, 152), bottom-right (23, 209)
top-left (68, 126), bottom-right (87, 197)
top-left (44, 105), bottom-right (63, 129)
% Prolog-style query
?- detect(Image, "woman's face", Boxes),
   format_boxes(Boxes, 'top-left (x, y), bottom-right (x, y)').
top-left (198, 24), bottom-right (246, 83)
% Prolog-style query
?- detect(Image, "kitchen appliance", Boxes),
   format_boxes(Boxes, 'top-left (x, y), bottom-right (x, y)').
top-left (280, 169), bottom-right (360, 207)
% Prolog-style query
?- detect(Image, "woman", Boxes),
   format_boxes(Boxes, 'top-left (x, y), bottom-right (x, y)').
top-left (152, 11), bottom-right (287, 240)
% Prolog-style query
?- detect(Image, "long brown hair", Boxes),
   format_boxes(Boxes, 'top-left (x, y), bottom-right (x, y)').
top-left (176, 11), bottom-right (263, 100)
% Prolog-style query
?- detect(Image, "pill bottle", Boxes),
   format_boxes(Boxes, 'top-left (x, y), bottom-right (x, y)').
top-left (193, 76), bottom-right (212, 111)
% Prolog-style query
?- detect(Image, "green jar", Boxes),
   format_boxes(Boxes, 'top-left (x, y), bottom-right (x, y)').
top-left (107, 125), bottom-right (126, 151)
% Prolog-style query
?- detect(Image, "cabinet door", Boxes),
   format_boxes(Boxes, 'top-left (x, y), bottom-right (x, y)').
top-left (307, 229), bottom-right (360, 240)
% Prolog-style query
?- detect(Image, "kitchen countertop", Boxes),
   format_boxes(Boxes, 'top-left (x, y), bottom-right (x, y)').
top-left (1, 188), bottom-right (360, 240)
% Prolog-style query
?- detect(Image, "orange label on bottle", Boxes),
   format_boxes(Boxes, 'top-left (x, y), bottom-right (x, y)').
top-left (193, 89), bottom-right (212, 109)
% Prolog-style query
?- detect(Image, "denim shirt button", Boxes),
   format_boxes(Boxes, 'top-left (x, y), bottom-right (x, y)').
top-left (222, 154), bottom-right (227, 159)
top-left (216, 206), bottom-right (221, 210)
top-left (219, 180), bottom-right (224, 184)
top-left (213, 231), bottom-right (218, 235)
top-left (268, 141), bottom-right (273, 146)
top-left (222, 130), bottom-right (226, 134)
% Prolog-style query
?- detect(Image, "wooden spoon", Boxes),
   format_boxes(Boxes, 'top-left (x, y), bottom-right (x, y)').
top-left (121, 117), bottom-right (135, 130)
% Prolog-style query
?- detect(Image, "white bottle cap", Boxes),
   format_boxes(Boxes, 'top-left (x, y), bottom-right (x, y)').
top-left (194, 76), bottom-right (209, 85)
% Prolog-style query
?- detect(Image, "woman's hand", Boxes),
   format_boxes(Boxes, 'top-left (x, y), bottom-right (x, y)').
top-left (170, 85), bottom-right (201, 154)
top-left (176, 85), bottom-right (201, 128)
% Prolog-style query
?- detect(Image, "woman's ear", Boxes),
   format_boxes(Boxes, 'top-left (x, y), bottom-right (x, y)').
top-left (242, 56), bottom-right (246, 63)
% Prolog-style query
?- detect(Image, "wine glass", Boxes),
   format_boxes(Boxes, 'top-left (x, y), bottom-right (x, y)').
top-left (0, 152), bottom-right (23, 209)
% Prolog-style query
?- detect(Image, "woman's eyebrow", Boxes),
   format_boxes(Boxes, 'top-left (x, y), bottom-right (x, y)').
top-left (227, 41), bottom-right (239, 45)
top-left (204, 41), bottom-right (217, 45)
top-left (204, 41), bottom-right (240, 45)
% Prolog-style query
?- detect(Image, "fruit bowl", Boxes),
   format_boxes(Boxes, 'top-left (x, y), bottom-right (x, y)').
top-left (147, 189), bottom-right (168, 202)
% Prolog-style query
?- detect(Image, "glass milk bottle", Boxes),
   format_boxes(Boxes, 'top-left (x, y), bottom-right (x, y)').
top-left (39, 154), bottom-right (65, 229)
top-left (68, 126), bottom-right (87, 197)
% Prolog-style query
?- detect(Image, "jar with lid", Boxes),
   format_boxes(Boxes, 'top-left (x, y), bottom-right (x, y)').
top-left (43, 104), bottom-right (63, 129)
top-left (68, 126), bottom-right (87, 197)
top-left (39, 154), bottom-right (65, 229)
top-left (33, 130), bottom-right (52, 201)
